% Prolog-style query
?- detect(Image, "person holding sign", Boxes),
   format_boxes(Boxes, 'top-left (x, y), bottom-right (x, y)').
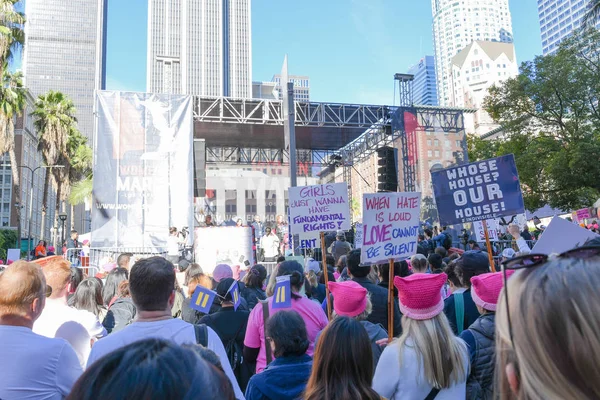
top-left (373, 273), bottom-right (469, 399)
top-left (243, 261), bottom-right (328, 374)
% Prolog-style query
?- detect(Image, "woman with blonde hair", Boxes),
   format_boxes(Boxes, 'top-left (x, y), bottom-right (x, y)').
top-left (496, 249), bottom-right (600, 399)
top-left (373, 273), bottom-right (469, 399)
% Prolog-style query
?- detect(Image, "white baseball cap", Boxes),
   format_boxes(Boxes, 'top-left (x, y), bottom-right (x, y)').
top-left (502, 248), bottom-right (516, 259)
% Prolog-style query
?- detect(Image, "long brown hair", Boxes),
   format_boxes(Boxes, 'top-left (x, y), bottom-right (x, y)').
top-left (303, 317), bottom-right (380, 400)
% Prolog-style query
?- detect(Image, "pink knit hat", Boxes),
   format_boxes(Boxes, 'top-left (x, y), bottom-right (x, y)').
top-left (471, 271), bottom-right (514, 311)
top-left (328, 281), bottom-right (368, 317)
top-left (394, 273), bottom-right (447, 320)
top-left (213, 264), bottom-right (233, 282)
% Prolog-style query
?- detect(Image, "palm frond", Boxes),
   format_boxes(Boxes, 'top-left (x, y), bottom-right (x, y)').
top-left (69, 175), bottom-right (93, 206)
top-left (582, 0), bottom-right (600, 29)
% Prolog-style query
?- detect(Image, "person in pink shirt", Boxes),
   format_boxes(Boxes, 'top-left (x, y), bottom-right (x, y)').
top-left (243, 260), bottom-right (328, 373)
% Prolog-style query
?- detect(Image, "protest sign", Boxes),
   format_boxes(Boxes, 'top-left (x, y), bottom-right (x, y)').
top-left (532, 216), bottom-right (599, 255)
top-left (289, 183), bottom-right (350, 239)
top-left (431, 154), bottom-right (525, 226)
top-left (354, 223), bottom-right (363, 249)
top-left (360, 192), bottom-right (421, 265)
top-left (576, 208), bottom-right (591, 221)
top-left (474, 220), bottom-right (499, 242)
top-left (7, 248), bottom-right (19, 263)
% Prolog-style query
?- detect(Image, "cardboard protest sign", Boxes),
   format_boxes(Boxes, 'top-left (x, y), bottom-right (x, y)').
top-left (360, 192), bottom-right (421, 265)
top-left (431, 154), bottom-right (525, 226)
top-left (354, 223), bottom-right (363, 249)
top-left (532, 216), bottom-right (599, 255)
top-left (576, 208), bottom-right (591, 221)
top-left (474, 220), bottom-right (499, 242)
top-left (289, 183), bottom-right (350, 239)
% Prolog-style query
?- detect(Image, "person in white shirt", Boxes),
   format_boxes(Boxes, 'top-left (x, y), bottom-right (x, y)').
top-left (373, 273), bottom-right (469, 399)
top-left (33, 257), bottom-right (107, 368)
top-left (87, 256), bottom-right (245, 400)
top-left (260, 227), bottom-right (280, 262)
top-left (0, 261), bottom-right (82, 399)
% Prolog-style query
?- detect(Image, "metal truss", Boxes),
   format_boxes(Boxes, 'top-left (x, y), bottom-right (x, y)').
top-left (194, 96), bottom-right (391, 128)
top-left (206, 146), bottom-right (339, 167)
top-left (416, 106), bottom-right (468, 133)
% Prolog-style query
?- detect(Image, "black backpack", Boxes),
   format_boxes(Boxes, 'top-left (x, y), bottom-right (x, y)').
top-left (442, 232), bottom-right (453, 250)
top-left (224, 325), bottom-right (245, 374)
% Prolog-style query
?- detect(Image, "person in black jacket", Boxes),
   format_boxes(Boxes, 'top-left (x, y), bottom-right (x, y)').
top-left (443, 251), bottom-right (490, 335)
top-left (200, 278), bottom-right (251, 391)
top-left (342, 249), bottom-right (402, 337)
top-left (241, 265), bottom-right (267, 311)
top-left (460, 271), bottom-right (511, 400)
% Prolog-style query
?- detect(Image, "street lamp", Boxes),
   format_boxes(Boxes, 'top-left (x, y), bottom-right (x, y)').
top-left (58, 212), bottom-right (68, 253)
top-left (3, 164), bottom-right (64, 260)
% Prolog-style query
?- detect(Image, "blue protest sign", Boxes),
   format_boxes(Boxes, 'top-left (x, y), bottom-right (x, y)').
top-left (227, 280), bottom-right (241, 311)
top-left (431, 154), bottom-right (525, 226)
top-left (190, 286), bottom-right (216, 314)
top-left (272, 276), bottom-right (292, 309)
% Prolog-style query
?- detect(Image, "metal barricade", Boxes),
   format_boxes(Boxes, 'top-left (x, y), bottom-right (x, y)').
top-left (64, 247), bottom-right (167, 277)
top-left (261, 262), bottom-right (278, 276)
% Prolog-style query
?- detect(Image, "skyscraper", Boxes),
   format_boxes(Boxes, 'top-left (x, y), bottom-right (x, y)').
top-left (271, 75), bottom-right (310, 102)
top-left (147, 0), bottom-right (252, 98)
top-left (431, 0), bottom-right (513, 106)
top-left (23, 0), bottom-right (105, 140)
top-left (538, 0), bottom-right (598, 55)
top-left (451, 41), bottom-right (518, 135)
top-left (407, 56), bottom-right (438, 106)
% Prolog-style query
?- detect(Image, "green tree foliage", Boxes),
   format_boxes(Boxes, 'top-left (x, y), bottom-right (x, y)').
top-left (481, 29), bottom-right (600, 211)
top-left (0, 0), bottom-right (24, 65)
top-left (0, 228), bottom-right (17, 260)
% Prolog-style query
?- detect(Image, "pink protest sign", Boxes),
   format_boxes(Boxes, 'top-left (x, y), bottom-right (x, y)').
top-left (576, 208), bottom-right (591, 221)
top-left (360, 192), bottom-right (421, 265)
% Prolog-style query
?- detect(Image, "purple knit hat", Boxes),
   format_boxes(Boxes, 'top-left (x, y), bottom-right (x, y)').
top-left (213, 264), bottom-right (233, 282)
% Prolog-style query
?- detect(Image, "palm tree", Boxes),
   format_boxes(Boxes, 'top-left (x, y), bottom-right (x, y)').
top-left (32, 91), bottom-right (77, 239)
top-left (64, 127), bottom-right (92, 228)
top-left (0, 0), bottom-right (24, 65)
top-left (583, 0), bottom-right (600, 28)
top-left (0, 67), bottom-right (24, 241)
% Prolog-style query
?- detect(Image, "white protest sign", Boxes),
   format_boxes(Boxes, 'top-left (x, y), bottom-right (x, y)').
top-left (354, 222), bottom-right (363, 249)
top-left (289, 183), bottom-right (351, 239)
top-left (360, 192), bottom-right (421, 265)
top-left (474, 220), bottom-right (499, 242)
top-left (532, 216), bottom-right (599, 255)
top-left (7, 248), bottom-right (20, 263)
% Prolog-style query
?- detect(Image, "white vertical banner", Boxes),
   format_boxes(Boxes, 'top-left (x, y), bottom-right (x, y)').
top-left (91, 91), bottom-right (194, 250)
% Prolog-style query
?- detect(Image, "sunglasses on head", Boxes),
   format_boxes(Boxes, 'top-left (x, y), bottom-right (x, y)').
top-left (500, 246), bottom-right (600, 346)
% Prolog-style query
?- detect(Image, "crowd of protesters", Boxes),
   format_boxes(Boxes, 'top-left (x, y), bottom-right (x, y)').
top-left (1, 219), bottom-right (600, 400)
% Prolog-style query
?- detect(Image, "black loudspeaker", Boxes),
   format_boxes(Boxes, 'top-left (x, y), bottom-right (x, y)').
top-left (193, 139), bottom-right (206, 198)
top-left (377, 146), bottom-right (398, 192)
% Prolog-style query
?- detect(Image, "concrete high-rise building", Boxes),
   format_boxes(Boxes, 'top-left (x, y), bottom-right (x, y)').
top-left (432, 0), bottom-right (513, 106)
top-left (23, 0), bottom-right (105, 140)
top-left (451, 41), bottom-right (518, 135)
top-left (538, 0), bottom-right (599, 55)
top-left (147, 0), bottom-right (252, 98)
top-left (408, 56), bottom-right (438, 106)
top-left (272, 75), bottom-right (310, 102)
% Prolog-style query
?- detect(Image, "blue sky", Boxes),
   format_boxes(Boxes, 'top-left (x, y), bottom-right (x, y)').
top-left (105, 0), bottom-right (542, 105)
